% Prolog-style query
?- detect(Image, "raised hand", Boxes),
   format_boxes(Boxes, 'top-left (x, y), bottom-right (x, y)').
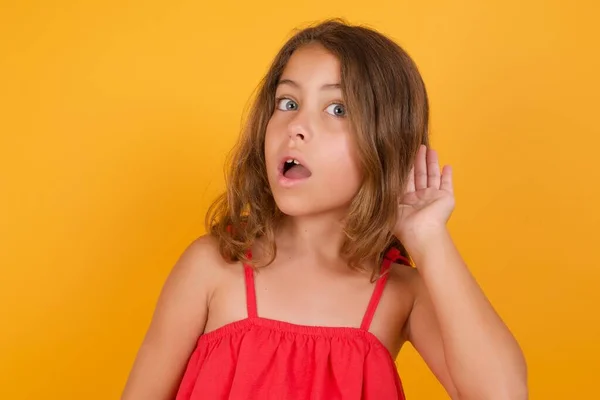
top-left (394, 145), bottom-right (455, 248)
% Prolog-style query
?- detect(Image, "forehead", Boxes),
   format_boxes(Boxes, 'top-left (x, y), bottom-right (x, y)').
top-left (280, 43), bottom-right (341, 84)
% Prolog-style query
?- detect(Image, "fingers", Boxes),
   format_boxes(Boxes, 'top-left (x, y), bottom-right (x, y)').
top-left (440, 165), bottom-right (454, 193)
top-left (427, 148), bottom-right (441, 188)
top-left (411, 145), bottom-right (452, 191)
top-left (414, 145), bottom-right (428, 190)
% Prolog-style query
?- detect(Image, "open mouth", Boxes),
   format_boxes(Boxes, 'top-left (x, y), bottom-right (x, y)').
top-left (281, 158), bottom-right (312, 180)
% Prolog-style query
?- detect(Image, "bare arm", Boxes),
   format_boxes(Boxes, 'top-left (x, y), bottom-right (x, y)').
top-left (396, 146), bottom-right (527, 399)
top-left (121, 237), bottom-right (219, 399)
top-left (407, 230), bottom-right (527, 400)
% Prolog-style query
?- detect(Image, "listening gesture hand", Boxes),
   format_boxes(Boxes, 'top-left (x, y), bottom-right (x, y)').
top-left (394, 145), bottom-right (455, 249)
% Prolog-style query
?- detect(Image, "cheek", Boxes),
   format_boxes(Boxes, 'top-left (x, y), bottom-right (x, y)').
top-left (320, 136), bottom-right (362, 192)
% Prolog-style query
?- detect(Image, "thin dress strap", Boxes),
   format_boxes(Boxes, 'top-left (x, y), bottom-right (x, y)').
top-left (243, 250), bottom-right (258, 319)
top-left (360, 248), bottom-right (407, 331)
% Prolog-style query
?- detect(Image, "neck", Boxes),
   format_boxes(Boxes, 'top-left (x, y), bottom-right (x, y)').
top-left (276, 212), bottom-right (347, 260)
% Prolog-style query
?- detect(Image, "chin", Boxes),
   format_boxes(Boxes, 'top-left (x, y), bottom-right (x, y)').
top-left (274, 197), bottom-right (319, 217)
top-left (273, 194), bottom-right (349, 219)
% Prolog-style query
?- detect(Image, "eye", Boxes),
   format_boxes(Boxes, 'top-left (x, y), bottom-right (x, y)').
top-left (325, 103), bottom-right (346, 117)
top-left (276, 98), bottom-right (298, 111)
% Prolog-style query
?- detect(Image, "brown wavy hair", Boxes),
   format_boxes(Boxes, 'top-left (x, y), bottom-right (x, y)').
top-left (206, 19), bottom-right (429, 274)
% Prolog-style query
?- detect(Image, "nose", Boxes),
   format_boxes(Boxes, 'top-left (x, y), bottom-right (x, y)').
top-left (287, 111), bottom-right (312, 143)
top-left (289, 130), bottom-right (305, 141)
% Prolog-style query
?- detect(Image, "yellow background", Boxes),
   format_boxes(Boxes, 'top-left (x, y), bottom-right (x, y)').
top-left (1, 1), bottom-right (599, 398)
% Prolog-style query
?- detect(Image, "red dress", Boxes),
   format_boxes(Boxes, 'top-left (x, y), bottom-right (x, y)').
top-left (176, 248), bottom-right (408, 399)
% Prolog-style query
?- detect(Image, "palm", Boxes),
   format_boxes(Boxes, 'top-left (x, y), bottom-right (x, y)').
top-left (394, 145), bottom-right (455, 242)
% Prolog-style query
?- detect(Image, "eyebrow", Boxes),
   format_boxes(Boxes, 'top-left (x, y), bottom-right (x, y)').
top-left (277, 79), bottom-right (341, 90)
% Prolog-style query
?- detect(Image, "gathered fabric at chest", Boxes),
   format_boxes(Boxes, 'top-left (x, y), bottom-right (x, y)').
top-left (176, 248), bottom-right (408, 400)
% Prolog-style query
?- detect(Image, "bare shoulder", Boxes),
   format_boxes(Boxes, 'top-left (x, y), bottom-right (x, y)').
top-left (177, 234), bottom-right (228, 273)
top-left (121, 235), bottom-right (231, 399)
top-left (181, 234), bottom-right (225, 266)
top-left (386, 262), bottom-right (426, 339)
top-left (179, 235), bottom-right (236, 301)
top-left (387, 261), bottom-right (421, 296)
top-left (386, 261), bottom-right (430, 317)
top-left (146, 234), bottom-right (229, 330)
top-left (370, 262), bottom-right (421, 354)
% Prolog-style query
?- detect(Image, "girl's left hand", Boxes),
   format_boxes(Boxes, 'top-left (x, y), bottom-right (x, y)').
top-left (393, 145), bottom-right (455, 248)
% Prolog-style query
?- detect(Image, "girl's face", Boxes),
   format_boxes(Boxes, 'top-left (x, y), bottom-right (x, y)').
top-left (265, 43), bottom-right (362, 218)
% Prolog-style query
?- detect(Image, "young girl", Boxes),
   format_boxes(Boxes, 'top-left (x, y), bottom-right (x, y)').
top-left (122, 20), bottom-right (527, 400)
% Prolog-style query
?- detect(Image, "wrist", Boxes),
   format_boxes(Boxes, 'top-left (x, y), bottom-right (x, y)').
top-left (399, 226), bottom-right (452, 263)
